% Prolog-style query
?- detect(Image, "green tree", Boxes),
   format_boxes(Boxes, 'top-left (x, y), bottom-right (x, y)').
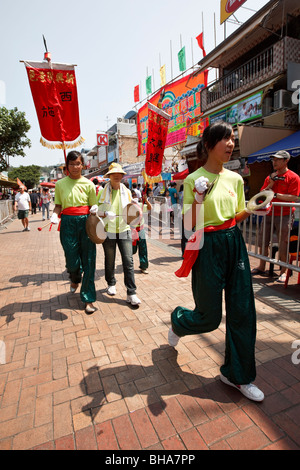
top-left (8, 165), bottom-right (41, 189)
top-left (0, 107), bottom-right (31, 171)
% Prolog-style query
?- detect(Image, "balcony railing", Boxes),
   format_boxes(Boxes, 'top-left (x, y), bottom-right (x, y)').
top-left (201, 45), bottom-right (274, 110)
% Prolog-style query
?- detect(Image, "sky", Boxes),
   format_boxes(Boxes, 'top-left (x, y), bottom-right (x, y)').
top-left (1, 0), bottom-right (270, 168)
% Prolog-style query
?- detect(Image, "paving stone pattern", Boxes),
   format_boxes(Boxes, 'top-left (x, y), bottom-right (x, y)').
top-left (0, 212), bottom-right (299, 450)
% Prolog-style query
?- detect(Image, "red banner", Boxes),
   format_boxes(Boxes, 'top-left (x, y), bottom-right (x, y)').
top-left (24, 61), bottom-right (84, 150)
top-left (142, 103), bottom-right (171, 183)
top-left (134, 85), bottom-right (140, 103)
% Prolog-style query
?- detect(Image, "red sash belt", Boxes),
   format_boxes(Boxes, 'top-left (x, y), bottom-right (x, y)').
top-left (58, 206), bottom-right (90, 230)
top-left (131, 224), bottom-right (144, 246)
top-left (175, 218), bottom-right (236, 278)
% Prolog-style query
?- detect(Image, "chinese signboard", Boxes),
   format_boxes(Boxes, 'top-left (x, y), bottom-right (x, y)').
top-left (209, 91), bottom-right (263, 125)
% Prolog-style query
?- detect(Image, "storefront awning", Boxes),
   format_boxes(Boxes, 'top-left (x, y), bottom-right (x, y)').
top-left (248, 130), bottom-right (300, 164)
top-left (0, 174), bottom-right (19, 189)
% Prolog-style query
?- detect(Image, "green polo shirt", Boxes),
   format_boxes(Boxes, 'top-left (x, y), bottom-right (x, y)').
top-left (54, 176), bottom-right (97, 210)
top-left (183, 167), bottom-right (245, 230)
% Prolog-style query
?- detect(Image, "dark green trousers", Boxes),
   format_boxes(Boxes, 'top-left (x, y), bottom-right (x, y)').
top-left (171, 225), bottom-right (256, 385)
top-left (132, 228), bottom-right (148, 270)
top-left (60, 214), bottom-right (96, 304)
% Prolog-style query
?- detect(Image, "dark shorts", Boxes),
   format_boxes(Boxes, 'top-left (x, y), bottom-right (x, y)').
top-left (259, 214), bottom-right (294, 246)
top-left (18, 210), bottom-right (29, 219)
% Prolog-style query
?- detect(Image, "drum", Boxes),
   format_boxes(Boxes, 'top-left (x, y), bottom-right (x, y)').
top-left (86, 214), bottom-right (107, 244)
top-left (122, 202), bottom-right (143, 226)
top-left (247, 190), bottom-right (274, 212)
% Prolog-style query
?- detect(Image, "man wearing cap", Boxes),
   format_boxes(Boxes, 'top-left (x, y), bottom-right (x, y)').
top-left (252, 150), bottom-right (300, 282)
top-left (98, 163), bottom-right (141, 306)
top-left (14, 186), bottom-right (31, 231)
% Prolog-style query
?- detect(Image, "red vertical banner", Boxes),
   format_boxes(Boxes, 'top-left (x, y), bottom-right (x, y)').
top-left (136, 111), bottom-right (142, 156)
top-left (142, 103), bottom-right (171, 183)
top-left (134, 85), bottom-right (140, 103)
top-left (24, 61), bottom-right (84, 150)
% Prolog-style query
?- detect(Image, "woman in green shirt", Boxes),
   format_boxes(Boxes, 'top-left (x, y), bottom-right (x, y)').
top-left (169, 121), bottom-right (264, 402)
top-left (51, 151), bottom-right (98, 315)
top-left (98, 163), bottom-right (141, 306)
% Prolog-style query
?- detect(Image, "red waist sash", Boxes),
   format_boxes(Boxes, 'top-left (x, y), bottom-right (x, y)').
top-left (175, 218), bottom-right (236, 278)
top-left (58, 206), bottom-right (90, 230)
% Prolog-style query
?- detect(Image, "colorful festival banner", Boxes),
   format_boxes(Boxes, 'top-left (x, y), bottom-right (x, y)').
top-left (142, 103), bottom-right (171, 183)
top-left (134, 85), bottom-right (140, 103)
top-left (178, 47), bottom-right (186, 72)
top-left (137, 70), bottom-right (207, 155)
top-left (24, 61), bottom-right (83, 150)
top-left (160, 65), bottom-right (166, 86)
top-left (146, 76), bottom-right (152, 95)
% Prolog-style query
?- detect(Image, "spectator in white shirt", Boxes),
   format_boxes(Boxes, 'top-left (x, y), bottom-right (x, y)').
top-left (14, 186), bottom-right (31, 231)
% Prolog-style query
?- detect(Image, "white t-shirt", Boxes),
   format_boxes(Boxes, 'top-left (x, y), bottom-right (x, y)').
top-left (15, 192), bottom-right (30, 210)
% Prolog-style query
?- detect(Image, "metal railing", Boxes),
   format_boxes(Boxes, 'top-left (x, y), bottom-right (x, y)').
top-left (239, 202), bottom-right (300, 274)
top-left (201, 44), bottom-right (274, 108)
top-left (0, 200), bottom-right (15, 228)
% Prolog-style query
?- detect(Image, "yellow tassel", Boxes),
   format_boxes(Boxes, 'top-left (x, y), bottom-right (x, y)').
top-left (40, 136), bottom-right (85, 150)
top-left (142, 170), bottom-right (163, 184)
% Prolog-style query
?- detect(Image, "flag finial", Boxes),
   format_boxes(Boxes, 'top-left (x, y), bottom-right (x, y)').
top-left (42, 35), bottom-right (51, 62)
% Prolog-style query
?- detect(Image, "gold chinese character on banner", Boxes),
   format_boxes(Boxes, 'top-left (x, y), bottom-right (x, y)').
top-left (65, 73), bottom-right (75, 85)
top-left (55, 72), bottom-right (64, 83)
top-left (39, 71), bottom-right (47, 83)
top-left (46, 71), bottom-right (54, 82)
top-left (29, 70), bottom-right (37, 81)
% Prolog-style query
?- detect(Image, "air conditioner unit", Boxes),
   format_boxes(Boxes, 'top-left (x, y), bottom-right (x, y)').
top-left (273, 89), bottom-right (296, 110)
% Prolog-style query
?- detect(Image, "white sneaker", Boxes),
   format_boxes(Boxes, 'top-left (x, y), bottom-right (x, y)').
top-left (107, 285), bottom-right (116, 296)
top-left (140, 269), bottom-right (149, 274)
top-left (276, 273), bottom-right (286, 283)
top-left (220, 373), bottom-right (264, 402)
top-left (168, 327), bottom-right (180, 347)
top-left (126, 294), bottom-right (141, 306)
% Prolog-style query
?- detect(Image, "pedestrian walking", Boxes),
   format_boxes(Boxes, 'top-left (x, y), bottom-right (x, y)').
top-left (41, 188), bottom-right (51, 220)
top-left (131, 187), bottom-right (153, 274)
top-left (50, 150), bottom-right (98, 314)
top-left (14, 186), bottom-right (31, 231)
top-left (98, 162), bottom-right (141, 306)
top-left (30, 190), bottom-right (39, 214)
top-left (169, 120), bottom-right (267, 402)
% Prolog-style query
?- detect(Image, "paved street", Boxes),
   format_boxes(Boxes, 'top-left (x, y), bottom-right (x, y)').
top-left (0, 209), bottom-right (299, 450)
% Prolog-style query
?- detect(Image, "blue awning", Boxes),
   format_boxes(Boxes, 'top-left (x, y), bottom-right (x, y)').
top-left (248, 130), bottom-right (300, 164)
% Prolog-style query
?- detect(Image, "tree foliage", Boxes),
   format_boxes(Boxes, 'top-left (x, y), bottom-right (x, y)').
top-left (0, 107), bottom-right (31, 171)
top-left (8, 165), bottom-right (42, 190)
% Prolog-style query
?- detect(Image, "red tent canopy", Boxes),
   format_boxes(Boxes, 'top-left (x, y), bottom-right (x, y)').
top-left (172, 168), bottom-right (189, 180)
top-left (40, 182), bottom-right (56, 188)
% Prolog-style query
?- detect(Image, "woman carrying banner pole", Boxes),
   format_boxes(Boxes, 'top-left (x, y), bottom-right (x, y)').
top-left (50, 151), bottom-right (98, 315)
top-left (169, 121), bottom-right (268, 402)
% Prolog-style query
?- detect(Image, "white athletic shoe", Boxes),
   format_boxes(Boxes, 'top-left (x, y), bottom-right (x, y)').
top-left (107, 285), bottom-right (116, 296)
top-left (220, 373), bottom-right (264, 402)
top-left (168, 327), bottom-right (180, 347)
top-left (126, 294), bottom-right (141, 306)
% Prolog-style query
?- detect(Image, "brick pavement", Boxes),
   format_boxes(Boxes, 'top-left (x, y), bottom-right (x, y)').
top-left (0, 210), bottom-right (299, 450)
